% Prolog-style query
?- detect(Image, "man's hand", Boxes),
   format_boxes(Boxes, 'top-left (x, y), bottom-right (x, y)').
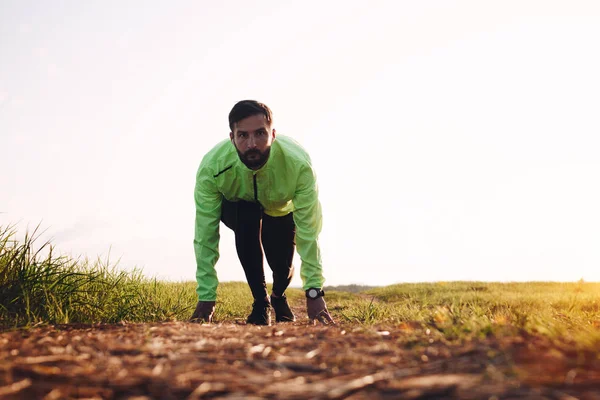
top-left (307, 297), bottom-right (335, 325)
top-left (190, 301), bottom-right (216, 323)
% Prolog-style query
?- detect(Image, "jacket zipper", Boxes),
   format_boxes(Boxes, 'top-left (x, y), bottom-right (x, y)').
top-left (253, 174), bottom-right (258, 203)
top-left (253, 173), bottom-right (264, 210)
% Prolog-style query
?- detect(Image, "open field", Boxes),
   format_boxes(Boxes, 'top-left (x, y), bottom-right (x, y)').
top-left (2, 225), bottom-right (600, 398)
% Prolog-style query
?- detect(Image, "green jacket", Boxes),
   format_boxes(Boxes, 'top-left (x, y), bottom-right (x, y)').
top-left (194, 134), bottom-right (325, 301)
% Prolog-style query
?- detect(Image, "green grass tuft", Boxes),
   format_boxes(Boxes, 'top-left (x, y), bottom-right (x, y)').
top-left (0, 224), bottom-right (195, 327)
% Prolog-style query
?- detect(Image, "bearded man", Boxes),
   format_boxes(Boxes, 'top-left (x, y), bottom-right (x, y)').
top-left (190, 100), bottom-right (334, 325)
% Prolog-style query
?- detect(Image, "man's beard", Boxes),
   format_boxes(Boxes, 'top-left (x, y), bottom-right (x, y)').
top-left (236, 147), bottom-right (271, 169)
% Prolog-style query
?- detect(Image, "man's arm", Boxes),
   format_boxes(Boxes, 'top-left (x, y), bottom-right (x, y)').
top-left (293, 164), bottom-right (335, 325)
top-left (292, 164), bottom-right (325, 290)
top-left (193, 166), bottom-right (222, 301)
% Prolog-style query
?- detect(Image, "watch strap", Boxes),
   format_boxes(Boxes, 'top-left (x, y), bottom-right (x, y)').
top-left (305, 288), bottom-right (325, 298)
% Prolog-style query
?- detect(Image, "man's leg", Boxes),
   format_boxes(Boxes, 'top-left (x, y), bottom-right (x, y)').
top-left (221, 199), bottom-right (268, 302)
top-left (261, 212), bottom-right (296, 296)
top-left (261, 212), bottom-right (296, 322)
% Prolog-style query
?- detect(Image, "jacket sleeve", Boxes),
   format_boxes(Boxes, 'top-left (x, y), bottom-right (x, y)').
top-left (292, 164), bottom-right (325, 290)
top-left (193, 165), bottom-right (222, 301)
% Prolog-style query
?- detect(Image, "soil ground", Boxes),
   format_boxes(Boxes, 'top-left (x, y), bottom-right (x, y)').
top-left (1, 320), bottom-right (599, 399)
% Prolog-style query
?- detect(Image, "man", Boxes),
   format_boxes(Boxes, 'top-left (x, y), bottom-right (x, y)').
top-left (190, 100), bottom-right (334, 325)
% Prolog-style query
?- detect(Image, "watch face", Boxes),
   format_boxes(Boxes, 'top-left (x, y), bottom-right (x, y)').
top-left (308, 289), bottom-right (318, 298)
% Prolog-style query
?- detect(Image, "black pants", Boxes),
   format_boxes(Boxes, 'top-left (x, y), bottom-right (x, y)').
top-left (221, 199), bottom-right (296, 302)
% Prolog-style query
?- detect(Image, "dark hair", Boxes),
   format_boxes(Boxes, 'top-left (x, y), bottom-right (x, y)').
top-left (228, 100), bottom-right (273, 131)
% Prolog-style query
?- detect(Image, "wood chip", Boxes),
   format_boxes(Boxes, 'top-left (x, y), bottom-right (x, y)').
top-left (21, 354), bottom-right (90, 364)
top-left (188, 382), bottom-right (227, 399)
top-left (0, 378), bottom-right (32, 396)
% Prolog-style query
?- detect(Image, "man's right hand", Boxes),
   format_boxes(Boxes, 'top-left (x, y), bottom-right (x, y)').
top-left (190, 301), bottom-right (216, 323)
top-left (307, 297), bottom-right (335, 325)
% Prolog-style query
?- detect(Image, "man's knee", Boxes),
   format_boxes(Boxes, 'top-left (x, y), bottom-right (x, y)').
top-left (221, 199), bottom-right (262, 231)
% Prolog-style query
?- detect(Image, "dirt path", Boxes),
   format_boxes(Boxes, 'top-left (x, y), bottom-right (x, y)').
top-left (1, 321), bottom-right (599, 399)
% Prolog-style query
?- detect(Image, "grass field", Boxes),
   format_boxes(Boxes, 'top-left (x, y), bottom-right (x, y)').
top-left (2, 223), bottom-right (600, 346)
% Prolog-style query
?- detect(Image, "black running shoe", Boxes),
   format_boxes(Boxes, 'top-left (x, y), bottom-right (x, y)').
top-left (246, 301), bottom-right (271, 325)
top-left (271, 295), bottom-right (296, 322)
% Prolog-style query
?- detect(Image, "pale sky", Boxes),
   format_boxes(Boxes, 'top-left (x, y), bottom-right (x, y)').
top-left (1, 1), bottom-right (599, 286)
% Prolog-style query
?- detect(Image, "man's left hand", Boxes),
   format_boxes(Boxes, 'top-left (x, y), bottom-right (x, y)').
top-left (307, 297), bottom-right (335, 325)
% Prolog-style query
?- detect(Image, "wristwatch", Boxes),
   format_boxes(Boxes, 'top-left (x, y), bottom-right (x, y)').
top-left (305, 288), bottom-right (325, 299)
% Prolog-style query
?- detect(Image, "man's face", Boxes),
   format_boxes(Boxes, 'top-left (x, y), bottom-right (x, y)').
top-left (230, 114), bottom-right (276, 169)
